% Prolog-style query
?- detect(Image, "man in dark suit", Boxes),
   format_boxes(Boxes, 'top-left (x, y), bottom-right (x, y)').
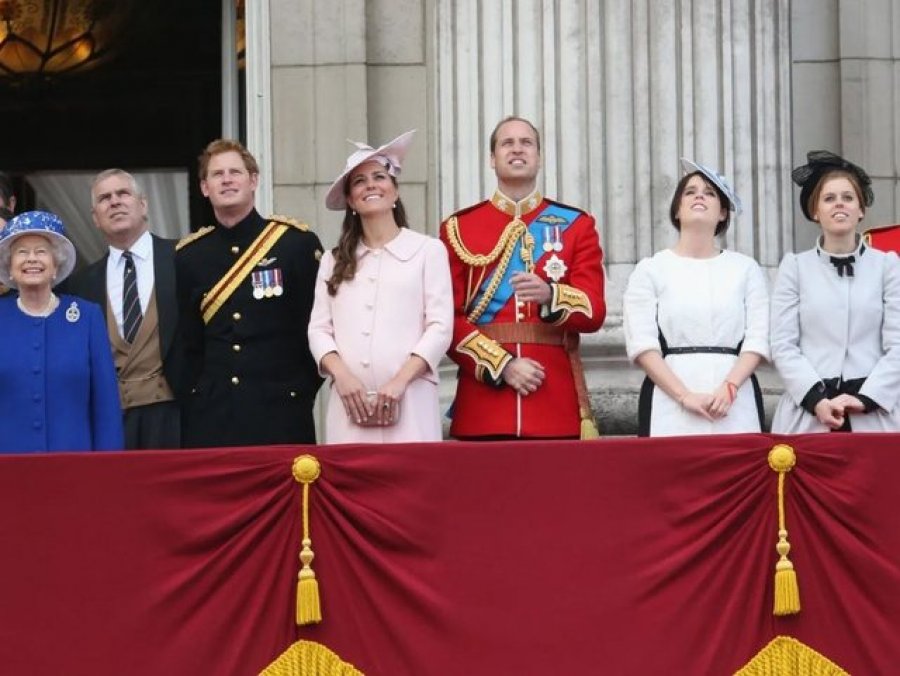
top-left (175, 139), bottom-right (323, 447)
top-left (67, 169), bottom-right (185, 449)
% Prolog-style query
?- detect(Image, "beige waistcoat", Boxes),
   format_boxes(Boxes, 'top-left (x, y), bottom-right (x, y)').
top-left (107, 291), bottom-right (175, 410)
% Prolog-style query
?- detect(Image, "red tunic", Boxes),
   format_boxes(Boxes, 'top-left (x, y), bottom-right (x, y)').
top-left (865, 223), bottom-right (900, 255)
top-left (440, 190), bottom-right (606, 438)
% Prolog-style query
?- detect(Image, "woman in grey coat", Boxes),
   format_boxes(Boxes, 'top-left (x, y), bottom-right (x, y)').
top-left (770, 151), bottom-right (900, 433)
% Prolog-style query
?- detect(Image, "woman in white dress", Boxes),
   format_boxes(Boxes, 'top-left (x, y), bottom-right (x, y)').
top-left (770, 151), bottom-right (900, 433)
top-left (308, 130), bottom-right (453, 444)
top-left (623, 160), bottom-right (769, 436)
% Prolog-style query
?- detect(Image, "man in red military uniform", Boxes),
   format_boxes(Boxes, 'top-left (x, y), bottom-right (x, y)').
top-left (440, 116), bottom-right (606, 439)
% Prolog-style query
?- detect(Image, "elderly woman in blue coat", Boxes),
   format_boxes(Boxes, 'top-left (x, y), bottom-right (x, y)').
top-left (0, 211), bottom-right (123, 452)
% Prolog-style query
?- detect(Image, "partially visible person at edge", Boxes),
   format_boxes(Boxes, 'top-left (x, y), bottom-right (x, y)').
top-left (770, 151), bottom-right (900, 433)
top-left (0, 211), bottom-right (123, 453)
top-left (0, 171), bottom-right (16, 228)
top-left (0, 171), bottom-right (17, 296)
top-left (66, 169), bottom-right (186, 449)
top-left (308, 130), bottom-right (453, 443)
top-left (439, 116), bottom-right (606, 440)
top-left (623, 160), bottom-right (769, 437)
top-left (175, 139), bottom-right (324, 447)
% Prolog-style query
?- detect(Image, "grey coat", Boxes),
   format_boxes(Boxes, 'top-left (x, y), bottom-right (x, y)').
top-left (770, 241), bottom-right (900, 433)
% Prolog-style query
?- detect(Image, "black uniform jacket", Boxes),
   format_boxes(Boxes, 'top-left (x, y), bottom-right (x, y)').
top-left (175, 209), bottom-right (323, 447)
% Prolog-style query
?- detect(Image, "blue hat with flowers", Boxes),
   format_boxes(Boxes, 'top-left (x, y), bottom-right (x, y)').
top-left (680, 158), bottom-right (743, 215)
top-left (0, 210), bottom-right (77, 288)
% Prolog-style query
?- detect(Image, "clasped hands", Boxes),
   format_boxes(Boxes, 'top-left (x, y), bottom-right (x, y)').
top-left (334, 372), bottom-right (403, 426)
top-left (502, 357), bottom-right (545, 397)
top-left (813, 394), bottom-right (865, 430)
top-left (679, 381), bottom-right (739, 421)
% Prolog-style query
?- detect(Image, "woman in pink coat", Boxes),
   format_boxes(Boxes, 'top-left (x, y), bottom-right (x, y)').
top-left (308, 130), bottom-right (453, 443)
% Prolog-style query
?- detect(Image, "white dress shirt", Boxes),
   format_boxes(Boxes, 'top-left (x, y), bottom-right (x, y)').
top-left (106, 230), bottom-right (154, 340)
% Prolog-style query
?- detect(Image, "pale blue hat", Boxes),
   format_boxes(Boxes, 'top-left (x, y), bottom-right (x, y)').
top-left (680, 158), bottom-right (743, 215)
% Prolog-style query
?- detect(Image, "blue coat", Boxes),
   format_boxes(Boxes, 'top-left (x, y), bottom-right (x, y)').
top-left (0, 294), bottom-right (124, 452)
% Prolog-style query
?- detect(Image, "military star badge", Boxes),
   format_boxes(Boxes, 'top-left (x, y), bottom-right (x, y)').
top-left (543, 254), bottom-right (567, 281)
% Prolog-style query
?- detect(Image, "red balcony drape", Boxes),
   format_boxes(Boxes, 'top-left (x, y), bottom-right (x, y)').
top-left (1, 434), bottom-right (898, 674)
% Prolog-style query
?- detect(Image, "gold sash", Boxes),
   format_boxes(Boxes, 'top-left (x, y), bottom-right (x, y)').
top-left (200, 221), bottom-right (289, 324)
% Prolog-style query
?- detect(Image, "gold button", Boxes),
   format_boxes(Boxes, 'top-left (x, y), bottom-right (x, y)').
top-left (233, 312), bottom-right (241, 321)
top-left (233, 344), bottom-right (241, 352)
top-left (231, 246), bottom-right (240, 254)
top-left (231, 376), bottom-right (240, 385)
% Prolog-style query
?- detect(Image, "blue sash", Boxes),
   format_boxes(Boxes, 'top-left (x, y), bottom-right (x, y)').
top-left (473, 203), bottom-right (580, 324)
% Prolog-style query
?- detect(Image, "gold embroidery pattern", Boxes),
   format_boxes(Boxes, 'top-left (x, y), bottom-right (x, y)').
top-left (269, 214), bottom-right (310, 231)
top-left (175, 225), bottom-right (214, 251)
top-left (549, 284), bottom-right (592, 323)
top-left (455, 330), bottom-right (512, 382)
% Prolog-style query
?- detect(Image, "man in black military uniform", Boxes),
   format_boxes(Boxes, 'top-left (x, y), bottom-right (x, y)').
top-left (176, 139), bottom-right (323, 447)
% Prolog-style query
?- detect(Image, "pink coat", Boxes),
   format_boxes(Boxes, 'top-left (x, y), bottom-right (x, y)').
top-left (308, 229), bottom-right (453, 443)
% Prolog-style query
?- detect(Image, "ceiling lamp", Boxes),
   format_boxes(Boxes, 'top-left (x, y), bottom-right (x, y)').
top-left (0, 0), bottom-right (123, 77)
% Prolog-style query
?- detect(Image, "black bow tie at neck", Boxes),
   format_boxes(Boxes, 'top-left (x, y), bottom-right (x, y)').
top-left (830, 255), bottom-right (855, 277)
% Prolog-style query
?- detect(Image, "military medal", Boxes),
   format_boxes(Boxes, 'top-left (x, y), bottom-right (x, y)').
top-left (65, 301), bottom-right (80, 323)
top-left (543, 254), bottom-right (568, 282)
top-left (263, 269), bottom-right (275, 298)
top-left (542, 225), bottom-right (563, 253)
top-left (251, 270), bottom-right (265, 299)
top-left (272, 268), bottom-right (284, 296)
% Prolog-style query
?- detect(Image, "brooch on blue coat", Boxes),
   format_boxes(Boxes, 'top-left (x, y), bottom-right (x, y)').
top-left (65, 301), bottom-right (80, 323)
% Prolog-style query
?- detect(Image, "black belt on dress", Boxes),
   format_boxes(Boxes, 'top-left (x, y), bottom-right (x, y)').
top-left (822, 377), bottom-right (866, 397)
top-left (663, 346), bottom-right (740, 356)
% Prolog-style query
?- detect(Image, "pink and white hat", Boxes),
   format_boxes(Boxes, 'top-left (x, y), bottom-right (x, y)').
top-left (324, 130), bottom-right (416, 211)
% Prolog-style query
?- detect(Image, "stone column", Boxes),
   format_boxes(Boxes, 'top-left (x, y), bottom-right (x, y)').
top-left (792, 0), bottom-right (900, 247)
top-left (258, 0), bottom-right (430, 249)
top-left (433, 0), bottom-right (793, 432)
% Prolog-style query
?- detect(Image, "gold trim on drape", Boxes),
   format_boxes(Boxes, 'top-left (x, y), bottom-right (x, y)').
top-left (735, 636), bottom-right (848, 675)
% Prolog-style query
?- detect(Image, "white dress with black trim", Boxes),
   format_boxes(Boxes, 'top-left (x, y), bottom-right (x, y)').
top-left (623, 248), bottom-right (770, 436)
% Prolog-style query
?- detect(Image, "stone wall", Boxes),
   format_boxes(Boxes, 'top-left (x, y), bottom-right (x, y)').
top-left (259, 0), bottom-right (900, 436)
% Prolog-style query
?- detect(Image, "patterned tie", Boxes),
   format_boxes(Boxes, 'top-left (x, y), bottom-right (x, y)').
top-left (122, 250), bottom-right (143, 343)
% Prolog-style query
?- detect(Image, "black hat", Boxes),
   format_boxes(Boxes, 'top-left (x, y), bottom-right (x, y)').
top-left (792, 150), bottom-right (873, 221)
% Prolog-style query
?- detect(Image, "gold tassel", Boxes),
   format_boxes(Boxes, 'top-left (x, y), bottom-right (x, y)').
top-left (580, 409), bottom-right (600, 439)
top-left (292, 455), bottom-right (323, 625)
top-left (768, 444), bottom-right (801, 616)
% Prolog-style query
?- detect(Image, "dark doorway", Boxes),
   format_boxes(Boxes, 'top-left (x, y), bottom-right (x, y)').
top-left (0, 0), bottom-right (223, 230)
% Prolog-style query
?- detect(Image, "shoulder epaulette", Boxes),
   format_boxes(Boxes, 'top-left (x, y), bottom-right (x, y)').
top-left (268, 214), bottom-right (310, 232)
top-left (864, 223), bottom-right (900, 237)
top-left (544, 197), bottom-right (588, 217)
top-left (176, 225), bottom-right (215, 251)
top-left (445, 200), bottom-right (490, 222)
